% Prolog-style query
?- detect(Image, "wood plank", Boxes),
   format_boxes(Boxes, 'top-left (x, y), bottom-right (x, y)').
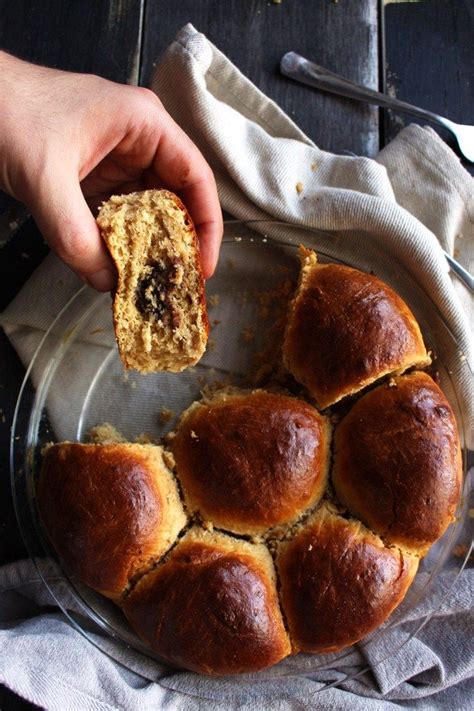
top-left (0, 0), bottom-right (143, 83)
top-left (383, 0), bottom-right (473, 172)
top-left (140, 0), bottom-right (380, 157)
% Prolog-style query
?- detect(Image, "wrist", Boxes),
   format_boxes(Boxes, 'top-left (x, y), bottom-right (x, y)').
top-left (0, 51), bottom-right (52, 93)
top-left (0, 52), bottom-right (38, 197)
top-left (0, 51), bottom-right (31, 100)
top-left (0, 49), bottom-right (25, 74)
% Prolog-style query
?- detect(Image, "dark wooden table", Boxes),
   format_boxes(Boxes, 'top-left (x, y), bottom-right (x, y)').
top-left (0, 1), bottom-right (472, 708)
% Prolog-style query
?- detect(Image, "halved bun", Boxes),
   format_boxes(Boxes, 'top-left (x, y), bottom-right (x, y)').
top-left (97, 189), bottom-right (208, 373)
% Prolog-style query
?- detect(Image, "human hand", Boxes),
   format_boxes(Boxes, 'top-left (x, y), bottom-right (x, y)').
top-left (0, 52), bottom-right (223, 290)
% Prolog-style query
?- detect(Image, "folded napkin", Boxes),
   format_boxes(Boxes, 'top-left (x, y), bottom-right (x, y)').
top-left (0, 557), bottom-right (473, 710)
top-left (1, 23), bottom-right (473, 710)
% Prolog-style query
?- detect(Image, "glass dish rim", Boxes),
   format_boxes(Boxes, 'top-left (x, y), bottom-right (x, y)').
top-left (10, 219), bottom-right (473, 693)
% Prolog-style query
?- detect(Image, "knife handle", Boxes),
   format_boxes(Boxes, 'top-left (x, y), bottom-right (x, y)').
top-left (280, 51), bottom-right (449, 129)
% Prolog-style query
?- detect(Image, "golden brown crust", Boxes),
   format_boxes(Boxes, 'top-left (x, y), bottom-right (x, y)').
top-left (36, 239), bottom-right (463, 673)
top-left (37, 443), bottom-right (187, 599)
top-left (277, 505), bottom-right (418, 653)
top-left (97, 189), bottom-right (208, 373)
top-left (332, 372), bottom-right (462, 555)
top-left (282, 247), bottom-right (431, 408)
top-left (171, 390), bottom-right (331, 534)
top-left (123, 528), bottom-right (291, 675)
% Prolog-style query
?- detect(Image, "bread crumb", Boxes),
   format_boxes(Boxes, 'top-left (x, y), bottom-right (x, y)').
top-left (212, 319), bottom-right (221, 326)
top-left (162, 450), bottom-right (176, 470)
top-left (130, 381), bottom-right (137, 389)
top-left (89, 327), bottom-right (105, 336)
top-left (241, 326), bottom-right (256, 343)
top-left (256, 277), bottom-right (293, 319)
top-left (452, 544), bottom-right (470, 558)
top-left (310, 162), bottom-right (317, 171)
top-left (252, 363), bottom-right (274, 383)
top-left (234, 236), bottom-right (242, 242)
top-left (136, 432), bottom-right (155, 444)
top-left (208, 294), bottom-right (220, 307)
top-left (200, 378), bottom-right (234, 400)
top-left (308, 544), bottom-right (313, 551)
top-left (190, 430), bottom-right (199, 440)
top-left (388, 378), bottom-right (397, 387)
top-left (88, 422), bottom-right (126, 444)
top-left (296, 181), bottom-right (304, 194)
top-left (243, 276), bottom-right (297, 386)
top-left (159, 407), bottom-right (174, 424)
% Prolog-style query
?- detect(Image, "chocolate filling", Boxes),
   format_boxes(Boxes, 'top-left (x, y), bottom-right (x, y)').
top-left (136, 260), bottom-right (177, 321)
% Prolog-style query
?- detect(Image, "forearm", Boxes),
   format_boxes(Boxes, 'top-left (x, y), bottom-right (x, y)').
top-left (0, 51), bottom-right (59, 198)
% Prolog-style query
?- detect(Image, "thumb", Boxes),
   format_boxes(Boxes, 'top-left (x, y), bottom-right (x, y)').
top-left (29, 175), bottom-right (116, 292)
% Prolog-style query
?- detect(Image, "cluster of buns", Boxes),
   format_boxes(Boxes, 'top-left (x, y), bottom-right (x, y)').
top-left (38, 231), bottom-right (462, 676)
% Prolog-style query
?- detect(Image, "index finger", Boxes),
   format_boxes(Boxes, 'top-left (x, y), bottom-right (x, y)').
top-left (149, 116), bottom-right (223, 279)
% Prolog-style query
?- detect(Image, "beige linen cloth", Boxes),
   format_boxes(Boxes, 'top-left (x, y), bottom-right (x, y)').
top-left (0, 23), bottom-right (473, 710)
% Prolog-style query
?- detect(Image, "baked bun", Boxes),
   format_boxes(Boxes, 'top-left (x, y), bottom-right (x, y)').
top-left (97, 189), bottom-right (209, 373)
top-left (37, 443), bottom-right (186, 600)
top-left (277, 504), bottom-right (418, 653)
top-left (123, 527), bottom-right (291, 675)
top-left (333, 372), bottom-right (462, 555)
top-left (171, 389), bottom-right (330, 535)
top-left (282, 247), bottom-right (431, 408)
top-left (37, 238), bottom-right (463, 674)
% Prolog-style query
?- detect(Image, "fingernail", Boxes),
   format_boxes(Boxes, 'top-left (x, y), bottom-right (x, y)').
top-left (87, 268), bottom-right (115, 292)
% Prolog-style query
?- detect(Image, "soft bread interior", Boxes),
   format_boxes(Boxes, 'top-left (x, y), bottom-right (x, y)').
top-left (97, 190), bottom-right (208, 373)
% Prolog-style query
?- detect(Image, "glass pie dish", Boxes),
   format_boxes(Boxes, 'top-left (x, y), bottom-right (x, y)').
top-left (10, 221), bottom-right (473, 693)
